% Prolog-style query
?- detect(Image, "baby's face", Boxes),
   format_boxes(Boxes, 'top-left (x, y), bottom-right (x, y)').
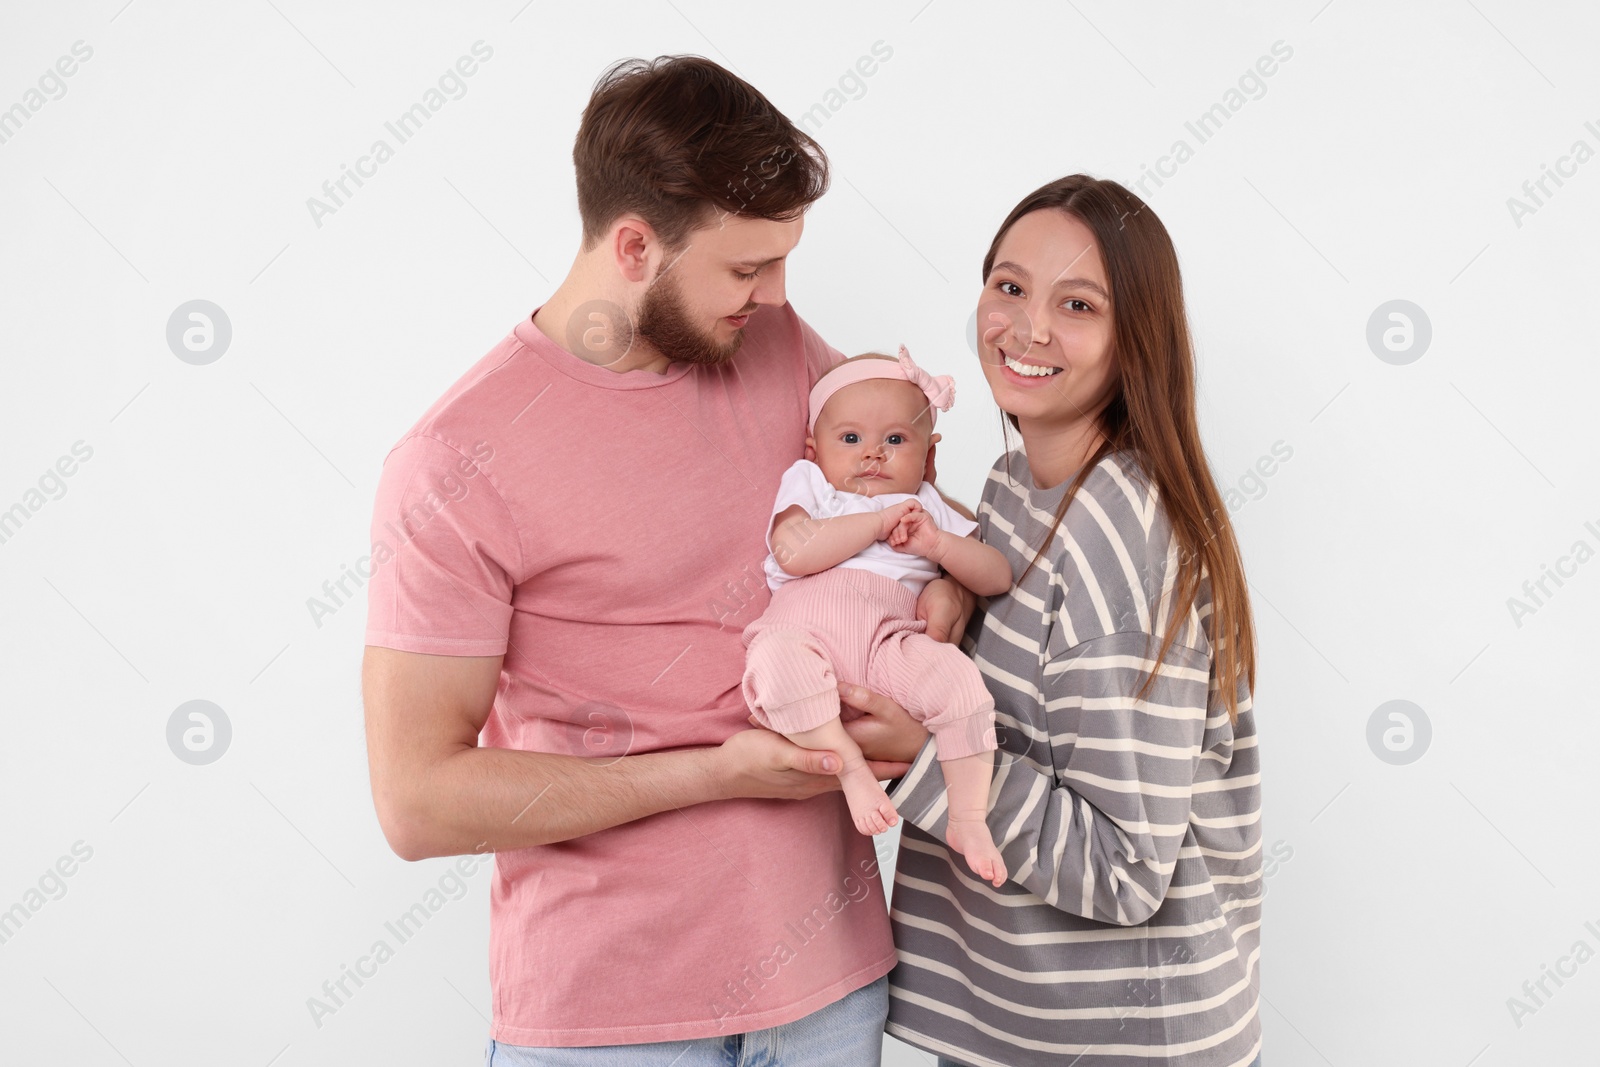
top-left (807, 378), bottom-right (933, 498)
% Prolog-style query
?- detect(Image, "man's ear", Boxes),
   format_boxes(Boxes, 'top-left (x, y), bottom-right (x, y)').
top-left (612, 218), bottom-right (656, 284)
top-left (923, 432), bottom-right (940, 482)
top-left (803, 435), bottom-right (817, 462)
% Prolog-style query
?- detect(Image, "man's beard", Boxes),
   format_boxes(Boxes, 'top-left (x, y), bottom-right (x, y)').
top-left (635, 270), bottom-right (750, 368)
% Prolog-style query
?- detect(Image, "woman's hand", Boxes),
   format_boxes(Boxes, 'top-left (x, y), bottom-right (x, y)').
top-left (838, 682), bottom-right (930, 766)
top-left (916, 575), bottom-right (975, 644)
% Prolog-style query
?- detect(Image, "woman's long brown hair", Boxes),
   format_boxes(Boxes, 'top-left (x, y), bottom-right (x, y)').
top-left (984, 175), bottom-right (1255, 723)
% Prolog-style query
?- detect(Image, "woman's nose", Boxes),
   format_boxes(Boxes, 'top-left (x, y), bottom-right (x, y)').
top-left (1026, 306), bottom-right (1052, 348)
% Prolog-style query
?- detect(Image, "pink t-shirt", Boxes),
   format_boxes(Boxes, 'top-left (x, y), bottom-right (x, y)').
top-left (363, 304), bottom-right (895, 1046)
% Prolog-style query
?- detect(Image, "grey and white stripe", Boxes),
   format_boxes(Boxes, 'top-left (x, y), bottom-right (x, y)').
top-left (884, 447), bottom-right (1263, 1067)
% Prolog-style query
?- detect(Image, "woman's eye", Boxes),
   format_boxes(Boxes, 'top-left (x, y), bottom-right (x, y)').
top-left (887, 434), bottom-right (906, 446)
top-left (998, 281), bottom-right (1023, 297)
top-left (842, 432), bottom-right (859, 444)
top-left (1064, 298), bottom-right (1092, 312)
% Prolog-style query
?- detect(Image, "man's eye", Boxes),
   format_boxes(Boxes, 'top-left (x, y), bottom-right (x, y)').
top-left (842, 432), bottom-right (859, 444)
top-left (734, 269), bottom-right (760, 281)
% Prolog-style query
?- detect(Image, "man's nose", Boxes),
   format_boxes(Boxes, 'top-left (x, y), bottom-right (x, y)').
top-left (752, 262), bottom-right (787, 307)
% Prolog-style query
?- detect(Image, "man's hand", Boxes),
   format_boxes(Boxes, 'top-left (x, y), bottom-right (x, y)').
top-left (721, 725), bottom-right (911, 797)
top-left (916, 574), bottom-right (975, 644)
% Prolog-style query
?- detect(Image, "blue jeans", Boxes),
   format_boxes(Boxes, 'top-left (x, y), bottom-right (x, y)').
top-left (937, 1055), bottom-right (1260, 1067)
top-left (485, 974), bottom-right (888, 1066)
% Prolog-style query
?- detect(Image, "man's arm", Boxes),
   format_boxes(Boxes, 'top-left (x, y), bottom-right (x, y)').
top-left (362, 647), bottom-right (728, 860)
top-left (362, 646), bottom-right (891, 861)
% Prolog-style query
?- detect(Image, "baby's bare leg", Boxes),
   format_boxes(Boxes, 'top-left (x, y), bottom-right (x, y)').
top-left (940, 753), bottom-right (1008, 887)
top-left (783, 716), bottom-right (899, 836)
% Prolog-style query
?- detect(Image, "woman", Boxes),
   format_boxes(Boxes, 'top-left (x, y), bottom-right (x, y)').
top-left (845, 175), bottom-right (1263, 1066)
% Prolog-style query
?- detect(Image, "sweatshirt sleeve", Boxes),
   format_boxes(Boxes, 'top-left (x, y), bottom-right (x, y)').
top-left (887, 457), bottom-right (1216, 924)
top-left (888, 632), bottom-right (1210, 924)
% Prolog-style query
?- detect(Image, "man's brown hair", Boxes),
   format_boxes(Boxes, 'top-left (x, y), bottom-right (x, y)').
top-left (573, 55), bottom-right (830, 251)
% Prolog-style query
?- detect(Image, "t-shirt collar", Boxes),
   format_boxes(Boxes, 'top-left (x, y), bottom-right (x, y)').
top-left (514, 305), bottom-right (696, 390)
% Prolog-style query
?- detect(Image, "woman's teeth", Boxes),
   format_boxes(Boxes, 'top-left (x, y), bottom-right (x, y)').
top-left (1003, 353), bottom-right (1062, 377)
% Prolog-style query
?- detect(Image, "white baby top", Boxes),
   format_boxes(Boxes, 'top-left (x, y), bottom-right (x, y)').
top-left (761, 458), bottom-right (980, 596)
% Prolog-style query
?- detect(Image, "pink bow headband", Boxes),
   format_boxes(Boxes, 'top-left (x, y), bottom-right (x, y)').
top-left (808, 345), bottom-right (956, 434)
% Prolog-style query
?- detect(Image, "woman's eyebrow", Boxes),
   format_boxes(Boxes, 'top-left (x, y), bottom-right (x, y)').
top-left (993, 260), bottom-right (1109, 299)
top-left (1054, 276), bottom-right (1109, 299)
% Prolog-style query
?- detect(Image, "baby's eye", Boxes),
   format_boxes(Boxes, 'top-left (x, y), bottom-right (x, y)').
top-left (887, 434), bottom-right (906, 446)
top-left (841, 432), bottom-right (860, 444)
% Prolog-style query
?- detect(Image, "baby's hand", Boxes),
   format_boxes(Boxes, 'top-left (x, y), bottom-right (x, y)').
top-left (888, 507), bottom-right (943, 559)
top-left (876, 498), bottom-right (922, 540)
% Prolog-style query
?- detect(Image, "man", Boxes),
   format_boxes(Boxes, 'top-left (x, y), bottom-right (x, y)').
top-left (361, 54), bottom-right (976, 1064)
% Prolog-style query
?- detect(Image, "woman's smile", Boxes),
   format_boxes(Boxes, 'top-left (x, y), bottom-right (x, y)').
top-left (998, 348), bottom-right (1065, 385)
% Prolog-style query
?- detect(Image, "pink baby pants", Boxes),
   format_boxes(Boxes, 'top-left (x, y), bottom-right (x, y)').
top-left (740, 565), bottom-right (997, 762)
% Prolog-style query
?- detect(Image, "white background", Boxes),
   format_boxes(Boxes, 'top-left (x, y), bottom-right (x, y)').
top-left (2, 1), bottom-right (1597, 1064)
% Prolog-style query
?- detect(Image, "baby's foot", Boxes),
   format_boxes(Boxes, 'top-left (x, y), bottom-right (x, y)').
top-left (946, 814), bottom-right (1007, 887)
top-left (838, 757), bottom-right (898, 835)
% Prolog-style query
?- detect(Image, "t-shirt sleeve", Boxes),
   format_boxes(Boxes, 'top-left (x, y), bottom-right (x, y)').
top-left (363, 433), bottom-right (522, 657)
top-left (792, 306), bottom-right (847, 390)
top-left (918, 483), bottom-right (979, 539)
top-left (764, 459), bottom-right (828, 553)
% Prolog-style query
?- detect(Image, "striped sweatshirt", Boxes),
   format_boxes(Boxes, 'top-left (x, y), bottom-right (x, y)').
top-left (883, 447), bottom-right (1263, 1066)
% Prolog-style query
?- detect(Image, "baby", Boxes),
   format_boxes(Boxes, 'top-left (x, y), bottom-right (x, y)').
top-left (740, 346), bottom-right (1013, 887)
